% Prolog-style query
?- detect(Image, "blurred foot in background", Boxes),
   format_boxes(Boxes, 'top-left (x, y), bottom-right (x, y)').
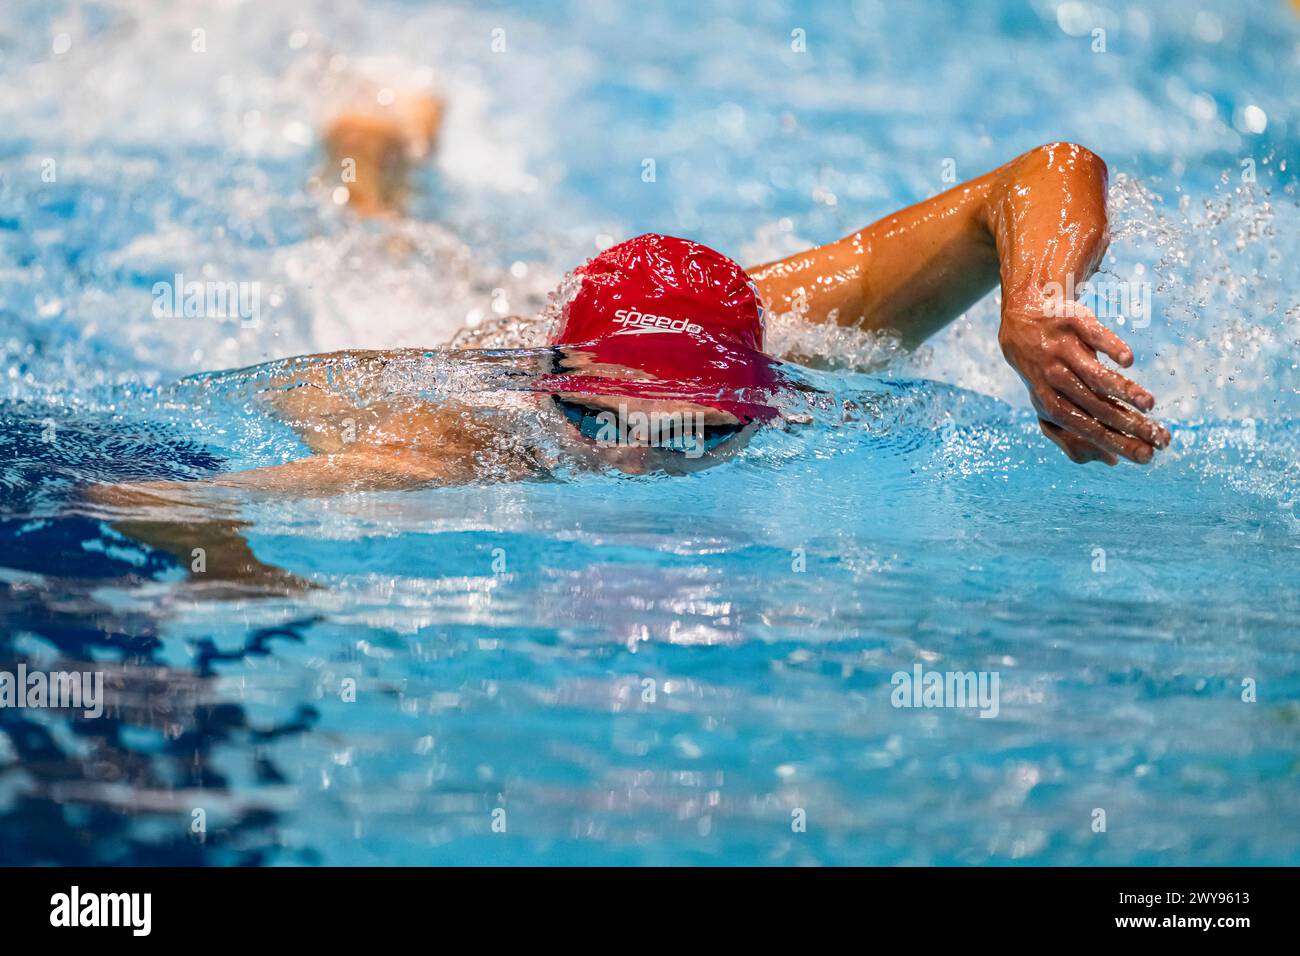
top-left (319, 84), bottom-right (443, 217)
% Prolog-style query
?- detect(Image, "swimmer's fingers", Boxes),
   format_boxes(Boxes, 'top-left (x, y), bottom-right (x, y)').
top-left (1067, 344), bottom-right (1156, 412)
top-left (1039, 383), bottom-right (1156, 463)
top-left (1065, 303), bottom-right (1133, 367)
top-left (1052, 360), bottom-right (1170, 449)
top-left (999, 296), bottom-right (1166, 466)
top-left (1038, 419), bottom-right (1116, 465)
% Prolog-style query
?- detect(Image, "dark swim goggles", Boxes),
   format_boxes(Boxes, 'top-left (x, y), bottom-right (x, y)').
top-left (552, 396), bottom-right (746, 454)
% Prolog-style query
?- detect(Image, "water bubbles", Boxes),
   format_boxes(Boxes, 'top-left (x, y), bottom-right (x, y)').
top-left (1193, 11), bottom-right (1224, 44)
top-left (1055, 2), bottom-right (1093, 37)
top-left (1234, 104), bottom-right (1267, 135)
top-left (811, 185), bottom-right (838, 207)
top-left (764, 310), bottom-right (904, 372)
top-left (1189, 93), bottom-right (1218, 124)
top-left (715, 102), bottom-right (746, 139)
top-left (281, 120), bottom-right (311, 146)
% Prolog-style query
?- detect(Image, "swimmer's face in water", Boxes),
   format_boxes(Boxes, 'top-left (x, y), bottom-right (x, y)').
top-left (547, 392), bottom-right (759, 475)
top-left (537, 236), bottom-right (779, 473)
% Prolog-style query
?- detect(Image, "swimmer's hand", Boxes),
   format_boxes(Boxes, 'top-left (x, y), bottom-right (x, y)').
top-left (746, 140), bottom-right (1168, 467)
top-left (999, 294), bottom-right (1170, 465)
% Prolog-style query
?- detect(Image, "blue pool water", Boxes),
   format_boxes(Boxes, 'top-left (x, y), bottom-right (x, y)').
top-left (2, 0), bottom-right (1300, 865)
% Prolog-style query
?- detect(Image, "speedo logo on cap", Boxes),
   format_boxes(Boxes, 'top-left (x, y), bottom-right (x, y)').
top-left (613, 308), bottom-right (703, 334)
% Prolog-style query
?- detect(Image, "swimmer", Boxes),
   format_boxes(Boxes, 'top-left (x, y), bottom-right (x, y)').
top-left (88, 143), bottom-right (1170, 586)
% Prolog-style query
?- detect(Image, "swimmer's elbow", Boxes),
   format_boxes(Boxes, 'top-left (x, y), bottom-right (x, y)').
top-left (1022, 142), bottom-right (1108, 180)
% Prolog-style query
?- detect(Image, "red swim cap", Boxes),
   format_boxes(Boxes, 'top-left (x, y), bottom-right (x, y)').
top-left (539, 234), bottom-right (779, 423)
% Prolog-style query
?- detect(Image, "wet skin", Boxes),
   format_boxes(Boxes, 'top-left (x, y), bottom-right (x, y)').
top-left (749, 142), bottom-right (1170, 466)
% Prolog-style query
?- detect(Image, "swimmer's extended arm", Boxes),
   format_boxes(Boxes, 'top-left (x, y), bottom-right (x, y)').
top-left (83, 394), bottom-right (540, 586)
top-left (748, 142), bottom-right (1170, 465)
top-left (86, 480), bottom-right (315, 592)
top-left (84, 449), bottom-right (484, 590)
